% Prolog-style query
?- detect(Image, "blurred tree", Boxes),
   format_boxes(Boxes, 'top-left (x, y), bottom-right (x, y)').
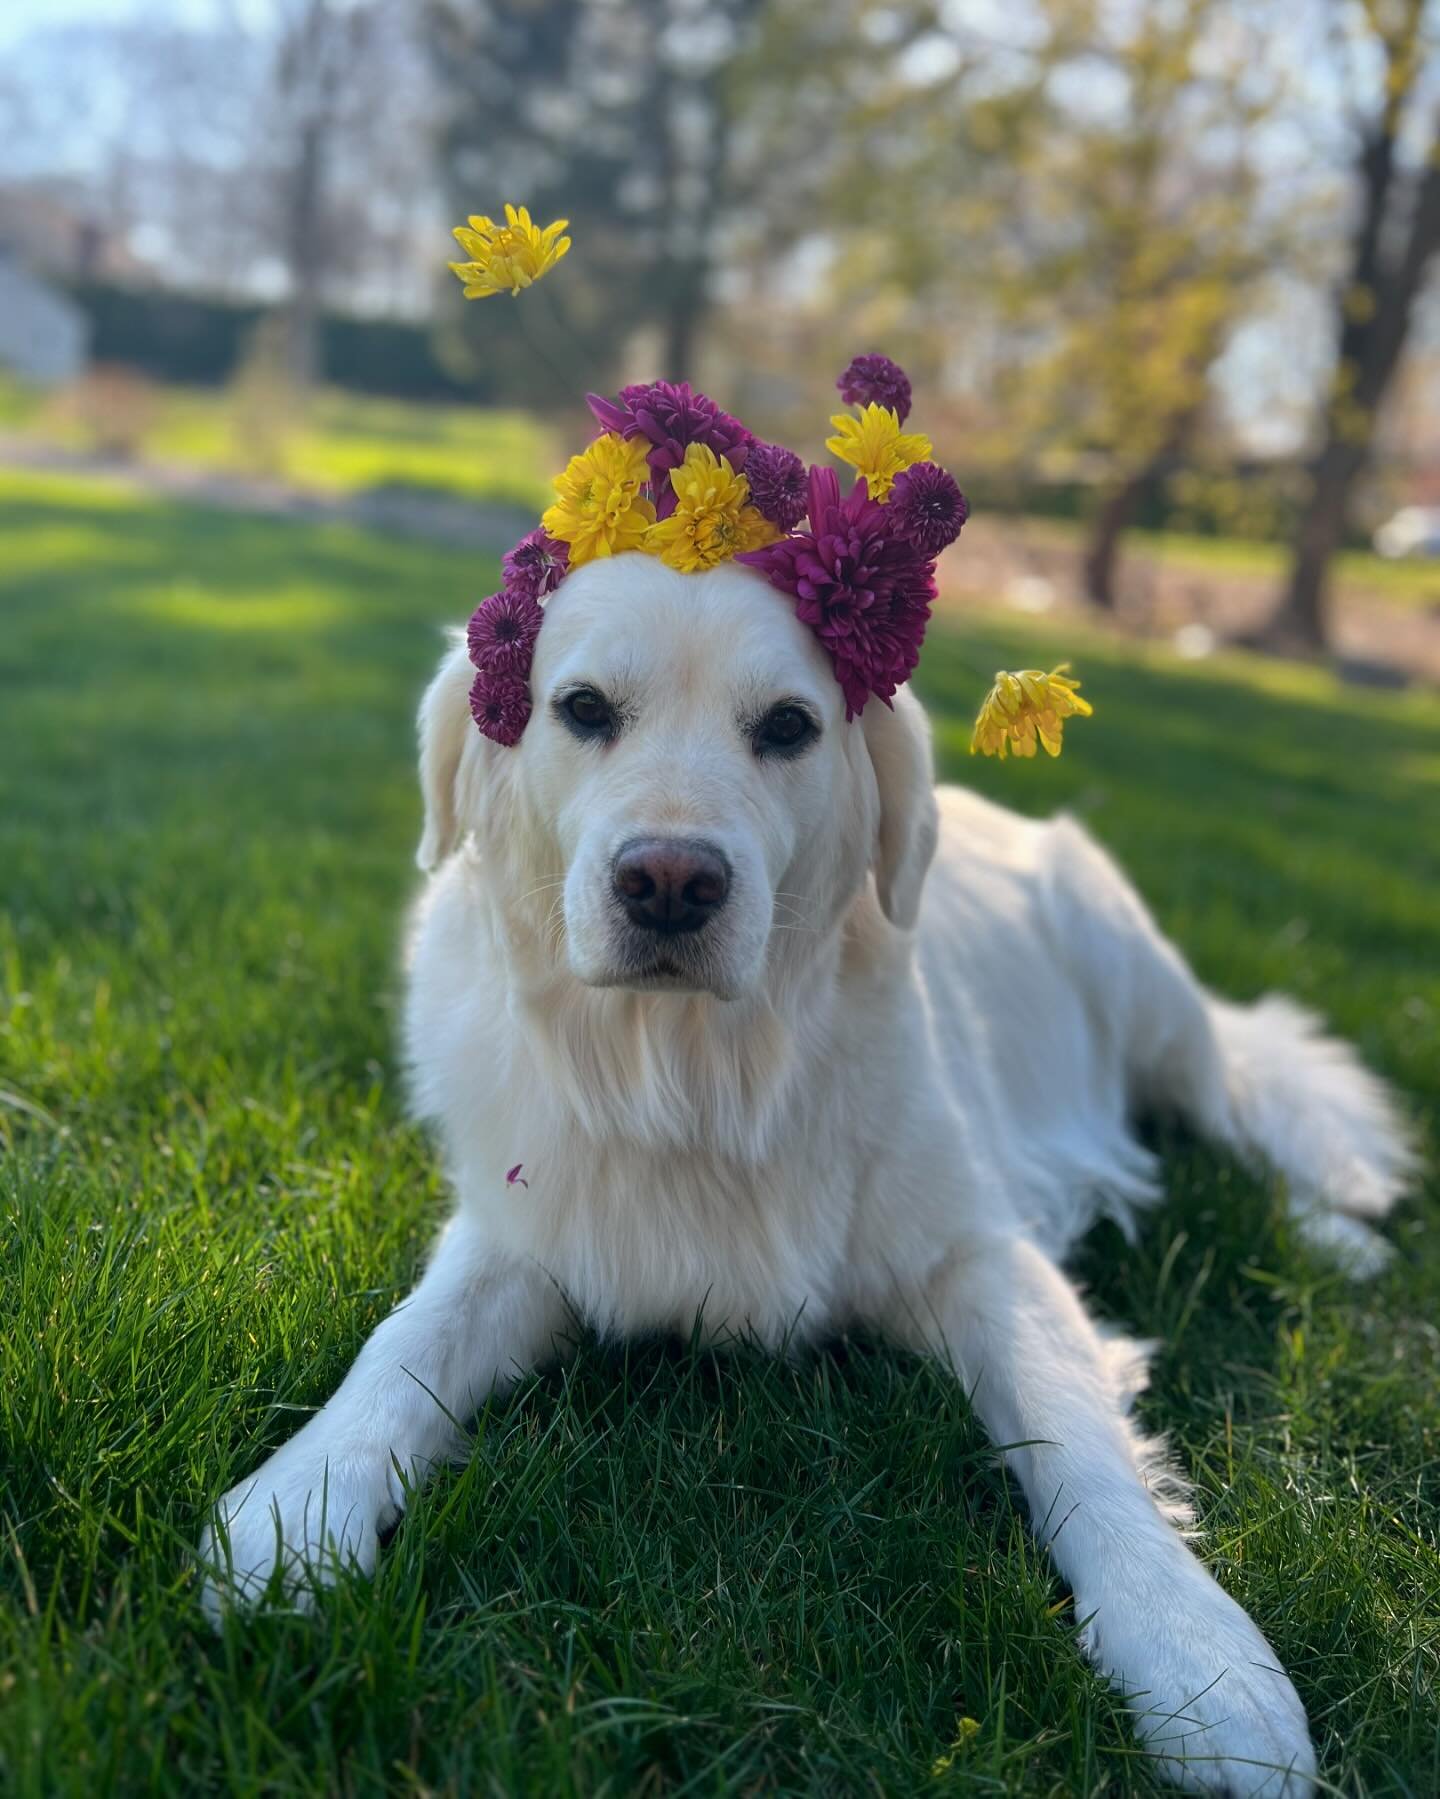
top-left (999, 0), bottom-right (1271, 611)
top-left (0, 7), bottom-right (438, 343)
top-left (244, 0), bottom-right (440, 386)
top-left (826, 0), bottom-right (1308, 611)
top-left (267, 0), bottom-right (373, 387)
top-left (1262, 0), bottom-right (1440, 651)
top-left (421, 0), bottom-right (864, 400)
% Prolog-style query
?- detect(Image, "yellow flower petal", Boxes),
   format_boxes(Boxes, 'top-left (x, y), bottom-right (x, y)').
top-left (448, 204), bottom-right (571, 299)
top-left (970, 664), bottom-right (1092, 760)
top-left (645, 443), bottom-right (775, 572)
top-left (825, 403), bottom-right (932, 501)
top-left (541, 433), bottom-right (655, 566)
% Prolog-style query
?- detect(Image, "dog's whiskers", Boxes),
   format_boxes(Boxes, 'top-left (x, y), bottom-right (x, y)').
top-left (516, 875), bottom-right (568, 907)
top-left (772, 896), bottom-right (818, 932)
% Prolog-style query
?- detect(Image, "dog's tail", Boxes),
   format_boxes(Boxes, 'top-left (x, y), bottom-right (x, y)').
top-left (1130, 971), bottom-right (1417, 1274)
top-left (1192, 995), bottom-right (1416, 1272)
top-left (1041, 818), bottom-right (1416, 1274)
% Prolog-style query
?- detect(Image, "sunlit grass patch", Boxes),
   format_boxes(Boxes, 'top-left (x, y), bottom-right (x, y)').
top-left (6, 381), bottom-right (558, 510)
top-left (159, 386), bottom-right (559, 508)
top-left (131, 580), bottom-right (349, 635)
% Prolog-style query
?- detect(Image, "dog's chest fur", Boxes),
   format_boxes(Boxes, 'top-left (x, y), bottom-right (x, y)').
top-left (490, 1138), bottom-right (858, 1343)
top-left (404, 857), bottom-right (951, 1344)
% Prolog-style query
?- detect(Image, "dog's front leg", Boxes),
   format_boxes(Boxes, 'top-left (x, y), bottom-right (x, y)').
top-left (895, 1235), bottom-right (1316, 1796)
top-left (200, 1217), bottom-right (567, 1619)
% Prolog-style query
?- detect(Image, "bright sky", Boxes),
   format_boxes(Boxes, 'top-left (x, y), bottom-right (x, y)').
top-left (0, 0), bottom-right (276, 49)
top-left (2, 0), bottom-right (161, 44)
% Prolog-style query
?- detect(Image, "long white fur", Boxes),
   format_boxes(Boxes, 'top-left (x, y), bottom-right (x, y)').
top-left (202, 556), bottom-right (1416, 1796)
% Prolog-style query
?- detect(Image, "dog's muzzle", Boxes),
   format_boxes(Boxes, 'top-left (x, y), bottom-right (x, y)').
top-left (611, 837), bottom-right (731, 936)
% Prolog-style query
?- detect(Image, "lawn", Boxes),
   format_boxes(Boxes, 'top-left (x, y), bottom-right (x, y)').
top-left (1010, 514), bottom-right (1440, 613)
top-left (7, 371), bottom-right (1440, 610)
top-left (1, 378), bottom-right (557, 511)
top-left (1, 465), bottom-right (1437, 1796)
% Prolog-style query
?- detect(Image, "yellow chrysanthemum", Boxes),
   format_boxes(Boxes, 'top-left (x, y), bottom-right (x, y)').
top-left (643, 444), bottom-right (780, 572)
top-left (448, 204), bottom-right (571, 298)
top-left (541, 433), bottom-right (655, 566)
top-left (970, 664), bottom-right (1093, 760)
top-left (825, 403), bottom-right (932, 501)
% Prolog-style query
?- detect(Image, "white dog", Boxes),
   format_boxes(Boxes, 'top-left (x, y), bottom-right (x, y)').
top-left (203, 554), bottom-right (1414, 1794)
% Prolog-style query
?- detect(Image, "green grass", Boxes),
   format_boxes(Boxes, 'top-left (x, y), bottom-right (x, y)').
top-left (1020, 514), bottom-right (1440, 611)
top-left (1, 466), bottom-right (1437, 1796)
top-left (0, 374), bottom-right (46, 430)
top-left (10, 369), bottom-right (1439, 607)
top-left (1145, 525), bottom-right (1440, 610)
top-left (149, 388), bottom-right (557, 509)
top-left (7, 380), bottom-right (557, 510)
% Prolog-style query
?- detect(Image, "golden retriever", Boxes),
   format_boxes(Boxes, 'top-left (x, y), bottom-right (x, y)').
top-left (203, 554), bottom-right (1414, 1794)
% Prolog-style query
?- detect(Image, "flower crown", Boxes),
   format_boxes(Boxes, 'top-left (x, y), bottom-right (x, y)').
top-left (465, 358), bottom-right (967, 746)
top-left (452, 207), bottom-right (1090, 762)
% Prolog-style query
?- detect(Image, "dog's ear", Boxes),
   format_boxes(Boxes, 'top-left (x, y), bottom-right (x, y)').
top-left (861, 684), bottom-right (939, 930)
top-left (416, 633), bottom-right (474, 872)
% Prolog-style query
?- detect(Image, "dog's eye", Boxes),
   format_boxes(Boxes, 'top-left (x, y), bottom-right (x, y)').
top-left (754, 703), bottom-right (818, 757)
top-left (558, 688), bottom-right (617, 740)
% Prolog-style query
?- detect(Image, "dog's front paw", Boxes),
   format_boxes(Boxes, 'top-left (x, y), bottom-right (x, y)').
top-left (198, 1432), bottom-right (398, 1623)
top-left (1079, 1552), bottom-right (1316, 1795)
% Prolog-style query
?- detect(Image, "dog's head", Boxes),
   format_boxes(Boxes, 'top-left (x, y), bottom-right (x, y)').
top-left (417, 554), bottom-right (937, 1000)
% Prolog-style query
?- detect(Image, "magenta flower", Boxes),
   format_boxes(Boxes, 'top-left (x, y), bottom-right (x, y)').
top-left (469, 669), bottom-right (532, 746)
top-left (836, 353), bottom-right (913, 424)
top-left (587, 381), bottom-right (755, 516)
top-left (886, 461), bottom-right (969, 556)
top-left (467, 588), bottom-right (543, 677)
top-left (502, 527), bottom-right (569, 602)
top-left (745, 440), bottom-right (808, 531)
top-left (739, 466), bottom-right (935, 719)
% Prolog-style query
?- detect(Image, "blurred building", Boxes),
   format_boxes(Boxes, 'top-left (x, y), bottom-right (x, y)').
top-left (0, 250), bottom-right (89, 386)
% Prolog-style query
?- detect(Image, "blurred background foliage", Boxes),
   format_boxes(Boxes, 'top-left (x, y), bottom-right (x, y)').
top-left (5, 0), bottom-right (1440, 660)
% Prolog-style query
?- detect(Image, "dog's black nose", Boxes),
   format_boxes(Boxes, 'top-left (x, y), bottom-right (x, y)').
top-left (612, 838), bottom-right (731, 934)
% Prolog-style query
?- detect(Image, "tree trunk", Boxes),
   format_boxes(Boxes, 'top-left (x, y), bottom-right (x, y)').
top-left (283, 114), bottom-right (325, 391)
top-left (1266, 244), bottom-right (1435, 652)
top-left (1083, 472), bottom-right (1150, 610)
top-left (1264, 76), bottom-right (1440, 652)
top-left (1265, 442), bottom-right (1366, 652)
top-left (1083, 412), bottom-right (1198, 611)
top-left (662, 286), bottom-right (700, 384)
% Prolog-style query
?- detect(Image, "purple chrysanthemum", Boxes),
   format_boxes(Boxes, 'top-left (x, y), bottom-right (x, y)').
top-left (469, 668), bottom-right (533, 747)
top-left (745, 440), bottom-right (809, 531)
top-left (739, 465), bottom-right (935, 719)
top-left (836, 353), bottom-right (913, 424)
top-left (886, 461), bottom-right (969, 557)
top-left (467, 588), bottom-right (544, 678)
top-left (587, 381), bottom-right (755, 517)
top-left (502, 527), bottom-right (569, 603)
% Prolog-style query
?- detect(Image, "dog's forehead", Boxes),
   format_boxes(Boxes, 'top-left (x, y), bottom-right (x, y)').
top-left (535, 554), bottom-right (831, 700)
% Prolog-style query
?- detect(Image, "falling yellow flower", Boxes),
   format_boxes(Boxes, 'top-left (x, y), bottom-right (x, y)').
top-left (826, 403), bottom-right (932, 501)
top-left (644, 444), bottom-right (780, 572)
top-left (541, 433), bottom-right (655, 566)
top-left (448, 204), bottom-right (571, 298)
top-left (970, 664), bottom-right (1093, 760)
